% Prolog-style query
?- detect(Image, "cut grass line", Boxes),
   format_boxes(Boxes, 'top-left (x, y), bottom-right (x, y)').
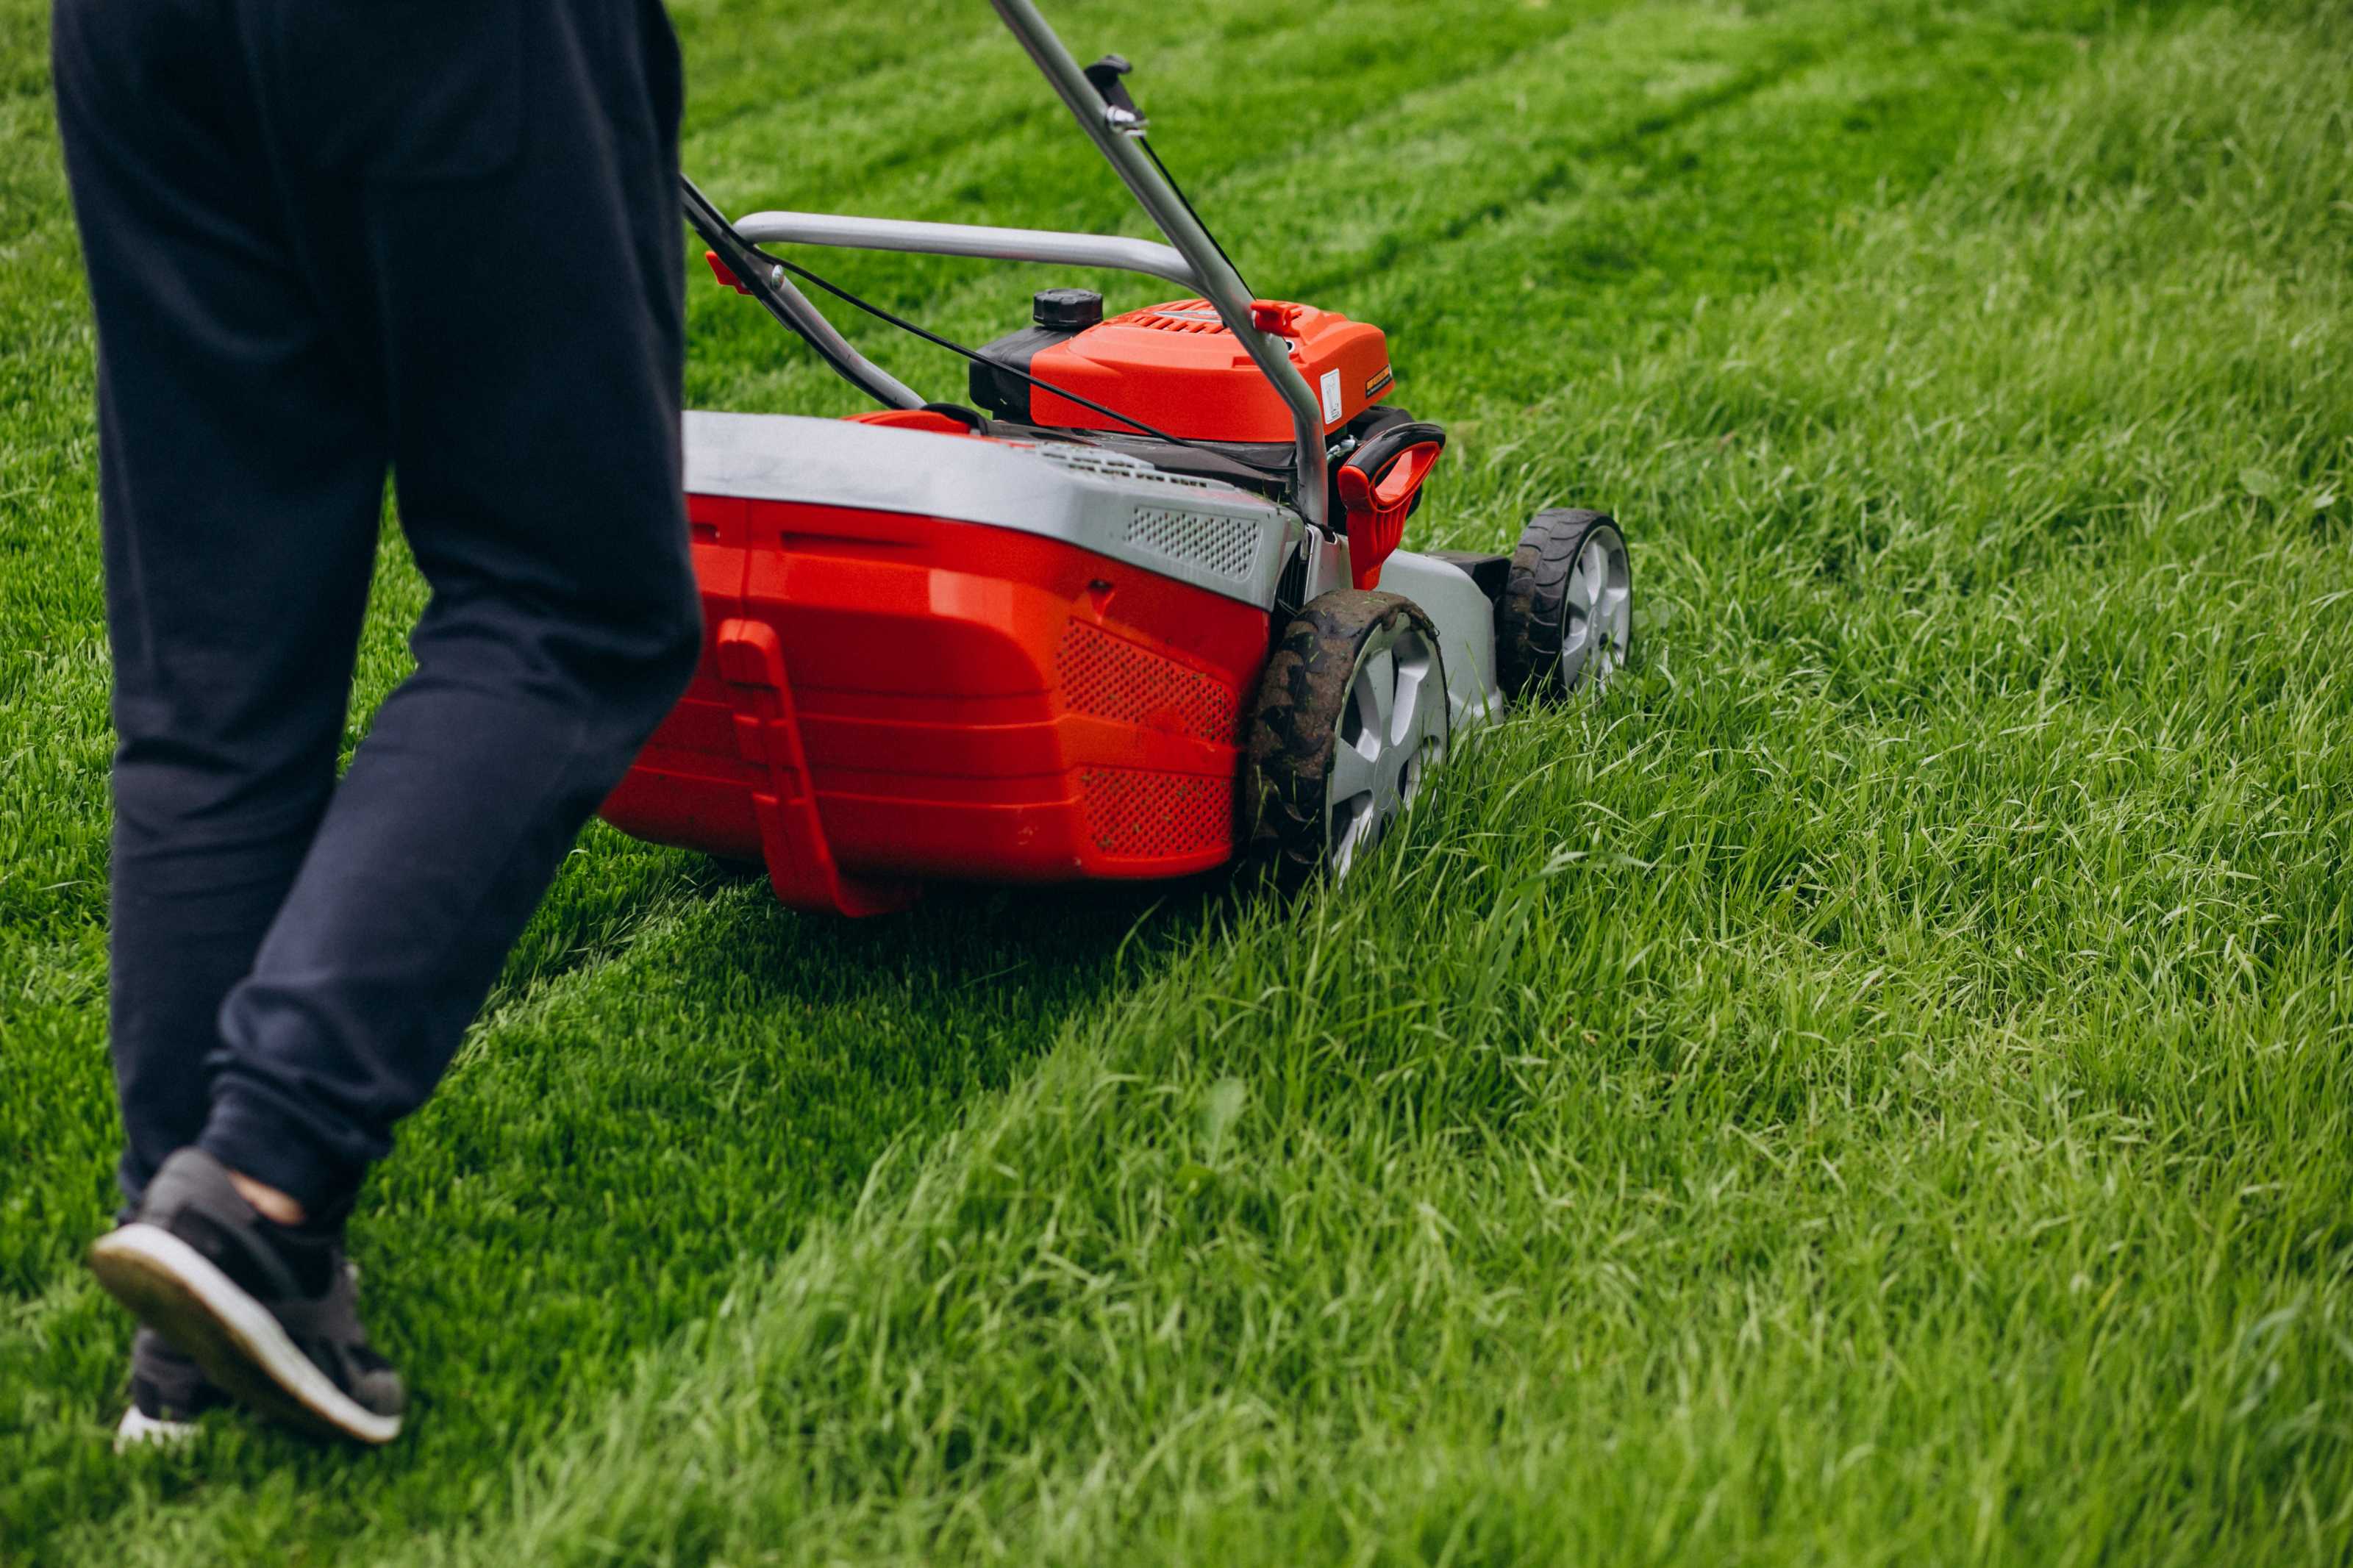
top-left (1, 870), bottom-right (1223, 1558)
top-left (1291, 35), bottom-right (1831, 300)
top-left (680, 0), bottom-right (2026, 420)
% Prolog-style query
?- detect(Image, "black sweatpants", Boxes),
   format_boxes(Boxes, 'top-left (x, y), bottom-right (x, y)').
top-left (52, 0), bottom-right (704, 1215)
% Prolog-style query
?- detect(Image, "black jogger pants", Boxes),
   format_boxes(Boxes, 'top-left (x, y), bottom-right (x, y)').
top-left (52, 0), bottom-right (704, 1215)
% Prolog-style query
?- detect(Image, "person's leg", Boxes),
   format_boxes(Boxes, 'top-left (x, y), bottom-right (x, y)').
top-left (197, 0), bottom-right (701, 1217)
top-left (83, 0), bottom-right (696, 1444)
top-left (50, 0), bottom-right (388, 1214)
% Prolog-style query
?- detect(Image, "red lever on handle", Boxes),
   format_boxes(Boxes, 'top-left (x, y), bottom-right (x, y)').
top-left (1336, 439), bottom-right (1443, 590)
top-left (1249, 299), bottom-right (1304, 335)
top-left (705, 250), bottom-right (753, 295)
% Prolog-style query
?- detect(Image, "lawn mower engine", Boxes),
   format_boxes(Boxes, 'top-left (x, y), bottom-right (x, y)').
top-left (967, 288), bottom-right (1393, 445)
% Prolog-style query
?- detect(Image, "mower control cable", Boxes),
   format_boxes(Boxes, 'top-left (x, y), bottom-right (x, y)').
top-left (1082, 53), bottom-right (1254, 301)
top-left (1138, 137), bottom-right (1250, 298)
top-left (682, 176), bottom-right (922, 411)
top-left (690, 176), bottom-right (1260, 470)
top-left (736, 235), bottom-right (1298, 484)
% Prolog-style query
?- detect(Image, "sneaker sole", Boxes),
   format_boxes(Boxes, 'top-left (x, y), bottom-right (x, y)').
top-left (88, 1225), bottom-right (401, 1446)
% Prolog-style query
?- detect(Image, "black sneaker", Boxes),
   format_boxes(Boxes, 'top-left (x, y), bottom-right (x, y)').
top-left (88, 1148), bottom-right (404, 1445)
top-left (113, 1328), bottom-right (230, 1450)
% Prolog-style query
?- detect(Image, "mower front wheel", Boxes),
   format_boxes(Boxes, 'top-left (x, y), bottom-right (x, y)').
top-left (1496, 508), bottom-right (1632, 698)
top-left (1242, 590), bottom-right (1450, 893)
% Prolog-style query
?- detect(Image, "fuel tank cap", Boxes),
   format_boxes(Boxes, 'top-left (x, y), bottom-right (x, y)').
top-left (1032, 287), bottom-right (1104, 331)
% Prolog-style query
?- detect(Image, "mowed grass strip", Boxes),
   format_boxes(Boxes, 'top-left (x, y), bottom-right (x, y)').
top-left (676, 0), bottom-right (2159, 415)
top-left (1, 0), bottom-right (2346, 1564)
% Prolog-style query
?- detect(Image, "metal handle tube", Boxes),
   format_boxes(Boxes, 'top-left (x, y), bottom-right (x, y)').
top-left (754, 267), bottom-right (926, 410)
top-left (988, 0), bottom-right (1331, 528)
top-left (682, 176), bottom-right (926, 410)
top-left (733, 212), bottom-right (1204, 293)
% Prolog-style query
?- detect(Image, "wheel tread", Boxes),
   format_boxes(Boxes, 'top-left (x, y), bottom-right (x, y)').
top-left (1496, 507), bottom-right (1627, 698)
top-left (1241, 590), bottom-right (1445, 895)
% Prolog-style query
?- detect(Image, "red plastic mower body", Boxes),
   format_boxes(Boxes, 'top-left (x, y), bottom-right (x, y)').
top-left (600, 405), bottom-right (1307, 914)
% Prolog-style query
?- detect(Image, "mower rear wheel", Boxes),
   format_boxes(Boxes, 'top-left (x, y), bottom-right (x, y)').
top-left (1243, 590), bottom-right (1450, 892)
top-left (1496, 509), bottom-right (1632, 698)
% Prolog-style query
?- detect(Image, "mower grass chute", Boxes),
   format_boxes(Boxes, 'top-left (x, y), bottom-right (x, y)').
top-left (600, 0), bottom-right (1635, 914)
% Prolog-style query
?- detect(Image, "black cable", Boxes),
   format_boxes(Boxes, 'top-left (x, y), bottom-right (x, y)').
top-left (1139, 135), bottom-right (1252, 300)
top-left (680, 176), bottom-right (915, 412)
top-left (749, 243), bottom-right (1293, 479)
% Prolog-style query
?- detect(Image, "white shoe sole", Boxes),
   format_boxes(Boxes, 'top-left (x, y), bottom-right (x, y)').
top-left (113, 1403), bottom-right (201, 1451)
top-left (88, 1224), bottom-right (401, 1446)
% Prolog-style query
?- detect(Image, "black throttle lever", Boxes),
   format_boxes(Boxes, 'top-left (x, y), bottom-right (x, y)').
top-left (1084, 54), bottom-right (1147, 132)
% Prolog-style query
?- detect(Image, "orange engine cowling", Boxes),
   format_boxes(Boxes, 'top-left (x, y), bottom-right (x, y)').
top-left (967, 292), bottom-right (1393, 443)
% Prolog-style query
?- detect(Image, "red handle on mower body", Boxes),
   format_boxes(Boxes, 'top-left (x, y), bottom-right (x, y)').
top-left (1335, 420), bottom-right (1446, 589)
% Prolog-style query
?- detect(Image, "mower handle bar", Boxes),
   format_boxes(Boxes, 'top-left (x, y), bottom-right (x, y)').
top-left (729, 212), bottom-right (1205, 296)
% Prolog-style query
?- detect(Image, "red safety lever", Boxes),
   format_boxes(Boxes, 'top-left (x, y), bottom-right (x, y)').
top-left (1335, 421), bottom-right (1448, 589)
top-left (1249, 298), bottom-right (1305, 336)
top-left (705, 250), bottom-right (754, 295)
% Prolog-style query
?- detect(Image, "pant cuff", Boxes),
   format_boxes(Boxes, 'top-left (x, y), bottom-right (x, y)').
top-left (196, 1090), bottom-right (360, 1220)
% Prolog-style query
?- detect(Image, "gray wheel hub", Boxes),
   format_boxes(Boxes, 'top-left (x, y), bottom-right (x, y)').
top-left (1325, 620), bottom-right (1447, 878)
top-left (1560, 525), bottom-right (1632, 691)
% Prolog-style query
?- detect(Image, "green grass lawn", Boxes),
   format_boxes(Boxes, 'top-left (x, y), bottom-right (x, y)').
top-left (4, 0), bottom-right (2351, 1561)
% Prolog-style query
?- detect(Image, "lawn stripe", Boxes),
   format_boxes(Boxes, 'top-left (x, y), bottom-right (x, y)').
top-left (679, 0), bottom-right (2031, 416)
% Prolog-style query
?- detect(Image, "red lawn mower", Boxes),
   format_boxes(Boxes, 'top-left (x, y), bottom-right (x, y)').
top-left (601, 0), bottom-right (1634, 914)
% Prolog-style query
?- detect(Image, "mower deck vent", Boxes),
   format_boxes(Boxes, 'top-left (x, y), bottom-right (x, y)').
top-left (1124, 506), bottom-right (1262, 584)
top-left (1030, 443), bottom-right (1219, 491)
top-left (1132, 315), bottom-right (1229, 335)
top-left (1078, 766), bottom-right (1235, 859)
top-left (1057, 620), bottom-right (1242, 745)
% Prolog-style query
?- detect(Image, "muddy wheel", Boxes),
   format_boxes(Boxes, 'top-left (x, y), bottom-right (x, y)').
top-left (1496, 508), bottom-right (1632, 698)
top-left (1242, 590), bottom-right (1450, 892)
